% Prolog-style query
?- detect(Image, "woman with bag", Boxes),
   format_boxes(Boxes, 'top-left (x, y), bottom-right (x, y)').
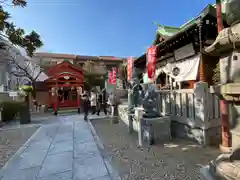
top-left (90, 89), bottom-right (97, 114)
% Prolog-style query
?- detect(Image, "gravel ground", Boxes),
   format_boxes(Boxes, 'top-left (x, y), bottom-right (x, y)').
top-left (0, 126), bottom-right (39, 168)
top-left (92, 119), bottom-right (221, 180)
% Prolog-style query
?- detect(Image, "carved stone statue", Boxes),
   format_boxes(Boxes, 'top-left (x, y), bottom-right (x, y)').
top-left (128, 67), bottom-right (140, 114)
top-left (141, 83), bottom-right (159, 118)
top-left (201, 0), bottom-right (240, 179)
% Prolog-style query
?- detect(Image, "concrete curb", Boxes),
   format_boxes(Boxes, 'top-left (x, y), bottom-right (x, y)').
top-left (88, 119), bottom-right (121, 180)
top-left (89, 115), bottom-right (110, 121)
top-left (0, 126), bottom-right (42, 178)
top-left (0, 124), bottom-right (41, 132)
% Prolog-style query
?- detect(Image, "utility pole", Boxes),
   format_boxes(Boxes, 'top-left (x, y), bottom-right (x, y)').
top-left (216, 0), bottom-right (232, 150)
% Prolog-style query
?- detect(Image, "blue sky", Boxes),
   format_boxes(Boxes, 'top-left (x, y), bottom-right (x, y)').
top-left (5, 0), bottom-right (215, 57)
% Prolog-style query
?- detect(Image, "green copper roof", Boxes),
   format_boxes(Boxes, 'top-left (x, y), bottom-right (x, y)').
top-left (155, 1), bottom-right (227, 38)
top-left (155, 23), bottom-right (180, 37)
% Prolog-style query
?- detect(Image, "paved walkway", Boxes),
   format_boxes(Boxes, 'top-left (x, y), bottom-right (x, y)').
top-left (0, 115), bottom-right (117, 180)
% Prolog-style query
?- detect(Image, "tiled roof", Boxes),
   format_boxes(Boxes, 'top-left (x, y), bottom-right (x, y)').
top-left (75, 55), bottom-right (126, 61)
top-left (34, 52), bottom-right (127, 61)
top-left (34, 52), bottom-right (76, 59)
top-left (155, 1), bottom-right (227, 38)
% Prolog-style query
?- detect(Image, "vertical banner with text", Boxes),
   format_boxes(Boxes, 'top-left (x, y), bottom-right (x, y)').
top-left (147, 46), bottom-right (157, 79)
top-left (108, 71), bottom-right (113, 84)
top-left (112, 67), bottom-right (117, 85)
top-left (127, 57), bottom-right (133, 81)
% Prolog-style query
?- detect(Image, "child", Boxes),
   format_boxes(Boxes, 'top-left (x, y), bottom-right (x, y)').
top-left (82, 92), bottom-right (90, 121)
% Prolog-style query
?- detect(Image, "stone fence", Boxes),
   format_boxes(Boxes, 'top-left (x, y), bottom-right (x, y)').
top-left (156, 82), bottom-right (221, 145)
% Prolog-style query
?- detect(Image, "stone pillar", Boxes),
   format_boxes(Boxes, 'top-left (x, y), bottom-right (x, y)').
top-left (194, 82), bottom-right (209, 145)
top-left (135, 107), bottom-right (144, 147)
top-left (128, 67), bottom-right (139, 134)
top-left (128, 88), bottom-right (133, 134)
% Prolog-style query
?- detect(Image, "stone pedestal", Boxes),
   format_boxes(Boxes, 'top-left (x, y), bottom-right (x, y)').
top-left (201, 83), bottom-right (240, 180)
top-left (143, 116), bottom-right (171, 144)
top-left (201, 1), bottom-right (240, 177)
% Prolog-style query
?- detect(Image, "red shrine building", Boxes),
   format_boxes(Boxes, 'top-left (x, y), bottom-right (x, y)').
top-left (45, 60), bottom-right (84, 110)
top-left (32, 52), bottom-right (126, 112)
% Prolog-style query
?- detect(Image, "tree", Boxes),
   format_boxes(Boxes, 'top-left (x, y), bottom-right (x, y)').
top-left (82, 60), bottom-right (106, 89)
top-left (212, 61), bottom-right (220, 85)
top-left (0, 0), bottom-right (43, 56)
top-left (82, 60), bottom-right (94, 73)
top-left (0, 44), bottom-right (45, 99)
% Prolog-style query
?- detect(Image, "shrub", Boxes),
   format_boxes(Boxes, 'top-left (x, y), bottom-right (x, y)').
top-left (0, 100), bottom-right (24, 122)
top-left (212, 62), bottom-right (220, 85)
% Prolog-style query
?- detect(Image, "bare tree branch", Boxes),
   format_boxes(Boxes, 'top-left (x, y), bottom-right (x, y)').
top-left (0, 43), bottom-right (34, 81)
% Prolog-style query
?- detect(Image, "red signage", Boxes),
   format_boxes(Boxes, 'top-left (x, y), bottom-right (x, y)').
top-left (108, 71), bottom-right (113, 84)
top-left (147, 46), bottom-right (157, 79)
top-left (112, 67), bottom-right (117, 84)
top-left (127, 57), bottom-right (133, 81)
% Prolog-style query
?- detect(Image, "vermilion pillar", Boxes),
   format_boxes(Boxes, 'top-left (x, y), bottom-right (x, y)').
top-left (216, 0), bottom-right (231, 149)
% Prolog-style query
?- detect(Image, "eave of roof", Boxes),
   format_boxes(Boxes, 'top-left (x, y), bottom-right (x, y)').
top-left (34, 52), bottom-right (76, 59)
top-left (75, 55), bottom-right (127, 61)
top-left (135, 4), bottom-right (226, 65)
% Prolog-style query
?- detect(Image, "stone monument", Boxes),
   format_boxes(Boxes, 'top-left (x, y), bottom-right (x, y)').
top-left (128, 67), bottom-right (140, 133)
top-left (141, 83), bottom-right (159, 118)
top-left (201, 0), bottom-right (240, 179)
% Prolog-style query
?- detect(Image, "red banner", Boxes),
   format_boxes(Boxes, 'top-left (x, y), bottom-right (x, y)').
top-left (147, 46), bottom-right (157, 79)
top-left (112, 67), bottom-right (117, 84)
top-left (108, 71), bottom-right (113, 84)
top-left (127, 57), bottom-right (133, 81)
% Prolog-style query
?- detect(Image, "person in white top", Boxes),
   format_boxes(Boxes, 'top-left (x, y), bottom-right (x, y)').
top-left (90, 90), bottom-right (97, 114)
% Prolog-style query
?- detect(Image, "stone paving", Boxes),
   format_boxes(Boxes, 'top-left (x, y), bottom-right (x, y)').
top-left (0, 115), bottom-right (115, 180)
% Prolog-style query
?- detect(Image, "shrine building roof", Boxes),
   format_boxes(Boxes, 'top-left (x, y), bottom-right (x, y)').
top-left (134, 4), bottom-right (228, 68)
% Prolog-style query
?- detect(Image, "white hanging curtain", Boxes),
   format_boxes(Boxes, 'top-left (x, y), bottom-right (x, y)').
top-left (144, 54), bottom-right (200, 83)
top-left (159, 55), bottom-right (200, 82)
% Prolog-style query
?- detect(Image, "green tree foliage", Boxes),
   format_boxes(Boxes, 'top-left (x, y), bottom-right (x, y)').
top-left (0, 0), bottom-right (43, 56)
top-left (212, 61), bottom-right (220, 84)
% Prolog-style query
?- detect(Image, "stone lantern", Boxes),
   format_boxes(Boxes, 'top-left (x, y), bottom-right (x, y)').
top-left (200, 0), bottom-right (240, 179)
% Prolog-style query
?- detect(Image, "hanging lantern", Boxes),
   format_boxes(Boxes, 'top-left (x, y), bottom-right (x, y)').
top-left (147, 46), bottom-right (157, 79)
top-left (127, 57), bottom-right (133, 81)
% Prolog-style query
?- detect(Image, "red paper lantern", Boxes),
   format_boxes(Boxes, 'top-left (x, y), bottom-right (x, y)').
top-left (127, 57), bottom-right (133, 81)
top-left (147, 46), bottom-right (157, 79)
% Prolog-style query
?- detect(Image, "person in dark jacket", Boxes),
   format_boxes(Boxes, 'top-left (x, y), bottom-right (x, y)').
top-left (82, 92), bottom-right (90, 121)
top-left (97, 89), bottom-right (107, 115)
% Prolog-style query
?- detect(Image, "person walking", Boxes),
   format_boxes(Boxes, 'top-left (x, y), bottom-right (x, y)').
top-left (108, 92), bottom-right (115, 116)
top-left (82, 91), bottom-right (90, 121)
top-left (97, 88), bottom-right (107, 116)
top-left (90, 89), bottom-right (97, 114)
